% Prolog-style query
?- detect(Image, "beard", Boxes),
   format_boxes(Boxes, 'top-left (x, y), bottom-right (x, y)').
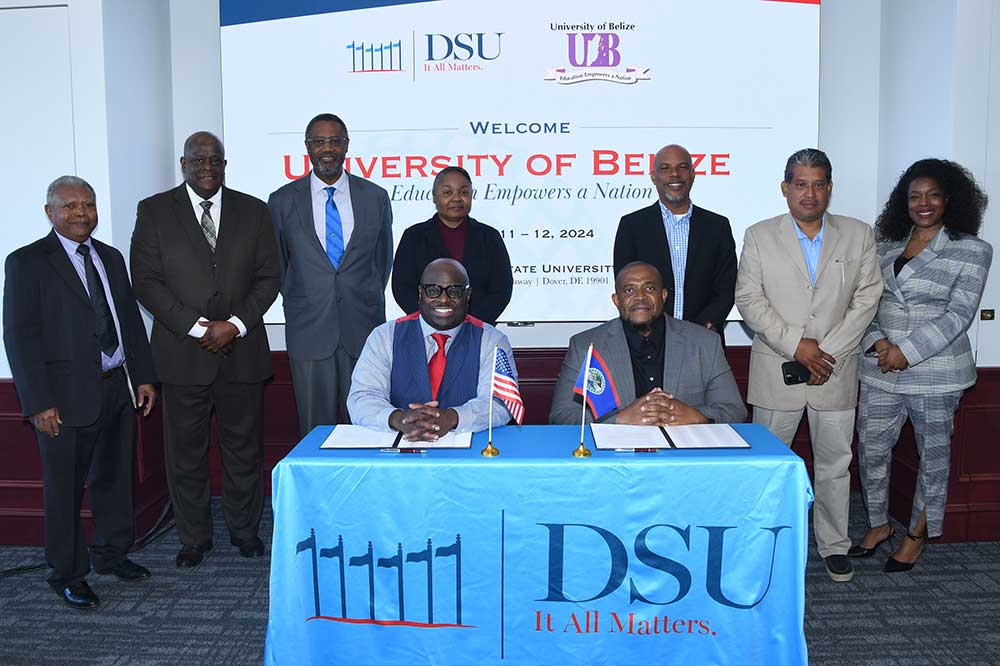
top-left (622, 317), bottom-right (655, 336)
top-left (311, 156), bottom-right (343, 179)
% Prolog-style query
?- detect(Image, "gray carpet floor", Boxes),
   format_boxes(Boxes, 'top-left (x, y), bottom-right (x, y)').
top-left (1, 494), bottom-right (998, 665)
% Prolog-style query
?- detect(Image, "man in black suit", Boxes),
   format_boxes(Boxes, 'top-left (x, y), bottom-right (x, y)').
top-left (3, 176), bottom-right (157, 609)
top-left (613, 144), bottom-right (737, 338)
top-left (131, 132), bottom-right (280, 567)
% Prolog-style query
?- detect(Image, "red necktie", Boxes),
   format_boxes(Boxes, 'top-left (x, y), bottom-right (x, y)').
top-left (428, 333), bottom-right (450, 401)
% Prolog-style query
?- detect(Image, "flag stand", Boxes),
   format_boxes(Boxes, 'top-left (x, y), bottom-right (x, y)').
top-left (573, 343), bottom-right (594, 458)
top-left (482, 345), bottom-right (501, 457)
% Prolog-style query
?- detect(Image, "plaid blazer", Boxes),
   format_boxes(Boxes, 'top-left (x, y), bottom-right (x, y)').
top-left (860, 229), bottom-right (993, 394)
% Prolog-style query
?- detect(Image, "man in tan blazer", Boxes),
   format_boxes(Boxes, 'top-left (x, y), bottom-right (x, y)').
top-left (735, 148), bottom-right (882, 582)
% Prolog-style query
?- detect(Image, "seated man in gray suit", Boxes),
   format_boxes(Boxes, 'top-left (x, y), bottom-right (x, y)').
top-left (550, 262), bottom-right (746, 425)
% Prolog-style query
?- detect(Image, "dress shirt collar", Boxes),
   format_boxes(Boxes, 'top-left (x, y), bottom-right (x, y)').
top-left (621, 314), bottom-right (666, 357)
top-left (418, 315), bottom-right (464, 341)
top-left (311, 169), bottom-right (348, 198)
top-left (53, 229), bottom-right (94, 255)
top-left (658, 200), bottom-right (693, 225)
top-left (185, 183), bottom-right (222, 215)
top-left (792, 214), bottom-right (826, 243)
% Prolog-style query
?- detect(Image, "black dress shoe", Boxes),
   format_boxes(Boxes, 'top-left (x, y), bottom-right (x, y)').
top-left (96, 558), bottom-right (152, 582)
top-left (847, 528), bottom-right (895, 558)
top-left (176, 542), bottom-right (213, 568)
top-left (60, 581), bottom-right (100, 609)
top-left (230, 535), bottom-right (265, 558)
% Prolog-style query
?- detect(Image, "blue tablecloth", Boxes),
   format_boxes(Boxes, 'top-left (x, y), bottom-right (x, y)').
top-left (266, 424), bottom-right (812, 665)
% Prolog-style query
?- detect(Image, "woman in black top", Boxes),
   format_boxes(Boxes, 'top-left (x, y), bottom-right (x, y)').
top-left (392, 166), bottom-right (514, 325)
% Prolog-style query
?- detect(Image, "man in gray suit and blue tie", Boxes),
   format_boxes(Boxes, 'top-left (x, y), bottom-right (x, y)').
top-left (268, 113), bottom-right (393, 435)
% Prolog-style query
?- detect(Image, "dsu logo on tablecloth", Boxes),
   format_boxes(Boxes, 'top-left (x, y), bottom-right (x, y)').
top-left (538, 523), bottom-right (790, 608)
top-left (295, 529), bottom-right (470, 628)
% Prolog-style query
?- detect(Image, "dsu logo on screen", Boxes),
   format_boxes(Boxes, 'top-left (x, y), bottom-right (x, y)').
top-left (423, 32), bottom-right (503, 72)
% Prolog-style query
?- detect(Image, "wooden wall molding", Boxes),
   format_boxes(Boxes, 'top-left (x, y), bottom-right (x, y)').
top-left (2, 349), bottom-right (999, 544)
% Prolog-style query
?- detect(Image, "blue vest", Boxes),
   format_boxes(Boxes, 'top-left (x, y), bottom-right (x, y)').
top-left (389, 316), bottom-right (483, 409)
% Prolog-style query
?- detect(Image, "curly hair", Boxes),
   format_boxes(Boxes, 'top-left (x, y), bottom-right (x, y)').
top-left (875, 158), bottom-right (988, 241)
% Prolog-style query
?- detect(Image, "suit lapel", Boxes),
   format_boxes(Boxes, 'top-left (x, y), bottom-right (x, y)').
top-left (897, 228), bottom-right (946, 287)
top-left (601, 320), bottom-right (636, 404)
top-left (880, 239), bottom-right (907, 303)
top-left (295, 175), bottom-right (332, 267)
top-left (173, 185), bottom-right (214, 263)
top-left (338, 173), bottom-right (366, 269)
top-left (661, 316), bottom-right (684, 394)
top-left (644, 203), bottom-right (673, 282)
top-left (776, 214), bottom-right (812, 283)
top-left (44, 232), bottom-right (90, 306)
top-left (461, 218), bottom-right (483, 264)
top-left (214, 187), bottom-right (237, 259)
top-left (813, 215), bottom-right (841, 283)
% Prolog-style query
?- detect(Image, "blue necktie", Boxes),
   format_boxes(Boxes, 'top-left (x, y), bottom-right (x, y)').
top-left (324, 186), bottom-right (344, 269)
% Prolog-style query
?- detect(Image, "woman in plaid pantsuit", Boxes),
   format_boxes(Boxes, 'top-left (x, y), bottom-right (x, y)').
top-left (851, 159), bottom-right (992, 572)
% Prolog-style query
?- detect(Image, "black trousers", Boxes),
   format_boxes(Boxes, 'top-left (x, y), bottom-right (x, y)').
top-left (161, 379), bottom-right (264, 546)
top-left (36, 367), bottom-right (135, 589)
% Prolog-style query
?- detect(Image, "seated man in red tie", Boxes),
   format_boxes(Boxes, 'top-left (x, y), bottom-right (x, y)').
top-left (347, 258), bottom-right (517, 441)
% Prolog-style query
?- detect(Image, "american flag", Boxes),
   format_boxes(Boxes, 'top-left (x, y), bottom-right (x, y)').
top-left (493, 347), bottom-right (524, 425)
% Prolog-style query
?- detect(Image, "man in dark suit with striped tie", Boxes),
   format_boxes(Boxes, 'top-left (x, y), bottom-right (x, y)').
top-left (131, 132), bottom-right (280, 567)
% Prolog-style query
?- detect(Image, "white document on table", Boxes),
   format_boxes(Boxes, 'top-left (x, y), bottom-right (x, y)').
top-left (320, 425), bottom-right (402, 449)
top-left (590, 424), bottom-right (671, 450)
top-left (663, 424), bottom-right (749, 449)
top-left (398, 431), bottom-right (473, 449)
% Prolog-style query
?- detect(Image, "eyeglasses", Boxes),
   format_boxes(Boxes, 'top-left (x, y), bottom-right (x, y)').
top-left (306, 137), bottom-right (350, 148)
top-left (419, 284), bottom-right (468, 299)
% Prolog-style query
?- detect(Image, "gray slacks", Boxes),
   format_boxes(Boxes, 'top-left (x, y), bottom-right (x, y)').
top-left (289, 345), bottom-right (356, 437)
top-left (857, 384), bottom-right (961, 538)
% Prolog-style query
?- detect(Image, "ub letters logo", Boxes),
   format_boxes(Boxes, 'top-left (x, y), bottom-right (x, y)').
top-left (567, 33), bottom-right (621, 67)
top-left (537, 522), bottom-right (789, 609)
top-left (544, 22), bottom-right (649, 85)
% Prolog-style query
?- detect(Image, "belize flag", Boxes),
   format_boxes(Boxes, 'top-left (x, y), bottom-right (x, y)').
top-left (573, 347), bottom-right (620, 419)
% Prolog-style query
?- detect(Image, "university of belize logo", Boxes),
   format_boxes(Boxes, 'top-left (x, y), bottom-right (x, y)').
top-left (545, 21), bottom-right (650, 85)
top-left (347, 39), bottom-right (404, 73)
top-left (295, 528), bottom-right (470, 628)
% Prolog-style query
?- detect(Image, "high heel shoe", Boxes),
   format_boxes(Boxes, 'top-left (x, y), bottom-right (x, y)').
top-left (847, 528), bottom-right (895, 558)
top-left (883, 531), bottom-right (926, 573)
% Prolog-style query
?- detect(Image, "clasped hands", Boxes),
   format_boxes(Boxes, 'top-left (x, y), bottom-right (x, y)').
top-left (872, 338), bottom-right (908, 373)
top-left (615, 388), bottom-right (708, 426)
top-left (198, 320), bottom-right (238, 354)
top-left (389, 401), bottom-right (460, 442)
top-left (794, 338), bottom-right (836, 385)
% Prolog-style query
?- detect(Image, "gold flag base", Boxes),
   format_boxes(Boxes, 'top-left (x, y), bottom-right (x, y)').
top-left (481, 441), bottom-right (500, 457)
top-left (572, 443), bottom-right (592, 458)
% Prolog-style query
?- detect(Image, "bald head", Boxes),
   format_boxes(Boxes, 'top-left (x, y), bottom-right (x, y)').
top-left (181, 131), bottom-right (227, 199)
top-left (650, 144), bottom-right (695, 213)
